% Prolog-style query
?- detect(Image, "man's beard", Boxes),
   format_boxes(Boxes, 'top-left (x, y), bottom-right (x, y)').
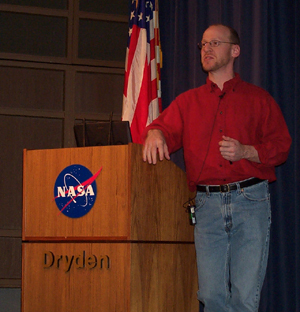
top-left (201, 53), bottom-right (231, 73)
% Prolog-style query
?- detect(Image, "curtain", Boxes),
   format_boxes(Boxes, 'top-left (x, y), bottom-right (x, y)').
top-left (158, 1), bottom-right (300, 311)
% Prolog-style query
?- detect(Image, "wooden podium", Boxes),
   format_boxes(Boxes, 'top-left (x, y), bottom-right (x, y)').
top-left (22, 143), bottom-right (198, 312)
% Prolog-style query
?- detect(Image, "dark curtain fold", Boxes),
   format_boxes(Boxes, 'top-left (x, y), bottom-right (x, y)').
top-left (159, 1), bottom-right (300, 311)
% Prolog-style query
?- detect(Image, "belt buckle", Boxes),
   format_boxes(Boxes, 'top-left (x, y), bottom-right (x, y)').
top-left (220, 184), bottom-right (230, 193)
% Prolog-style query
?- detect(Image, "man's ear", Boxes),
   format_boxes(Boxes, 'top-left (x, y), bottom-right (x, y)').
top-left (232, 45), bottom-right (240, 58)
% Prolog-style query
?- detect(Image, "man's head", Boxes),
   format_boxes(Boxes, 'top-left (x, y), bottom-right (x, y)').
top-left (200, 24), bottom-right (240, 75)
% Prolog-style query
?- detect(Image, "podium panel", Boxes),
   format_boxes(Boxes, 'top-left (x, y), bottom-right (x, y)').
top-left (130, 242), bottom-right (198, 311)
top-left (23, 145), bottom-right (130, 240)
top-left (22, 242), bottom-right (198, 312)
top-left (22, 242), bottom-right (130, 312)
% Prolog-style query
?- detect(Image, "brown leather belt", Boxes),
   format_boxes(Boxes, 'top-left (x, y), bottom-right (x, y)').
top-left (196, 177), bottom-right (265, 193)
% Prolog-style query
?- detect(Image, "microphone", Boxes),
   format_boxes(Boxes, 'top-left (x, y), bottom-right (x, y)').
top-left (83, 118), bottom-right (86, 147)
top-left (108, 112), bottom-right (113, 145)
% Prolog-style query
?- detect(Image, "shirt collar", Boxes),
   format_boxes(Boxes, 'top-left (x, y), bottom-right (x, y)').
top-left (206, 73), bottom-right (241, 93)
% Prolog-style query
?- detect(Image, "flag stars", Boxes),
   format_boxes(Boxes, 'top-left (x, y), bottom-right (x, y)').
top-left (138, 12), bottom-right (143, 21)
top-left (146, 1), bottom-right (153, 11)
top-left (146, 15), bottom-right (150, 22)
top-left (130, 11), bottom-right (135, 20)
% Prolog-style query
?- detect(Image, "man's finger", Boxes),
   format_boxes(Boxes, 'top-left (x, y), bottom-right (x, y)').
top-left (163, 144), bottom-right (170, 160)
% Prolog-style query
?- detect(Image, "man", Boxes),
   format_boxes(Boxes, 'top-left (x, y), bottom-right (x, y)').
top-left (142, 24), bottom-right (291, 312)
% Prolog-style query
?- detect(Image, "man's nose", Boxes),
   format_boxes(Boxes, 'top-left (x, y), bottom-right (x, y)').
top-left (202, 42), bottom-right (212, 52)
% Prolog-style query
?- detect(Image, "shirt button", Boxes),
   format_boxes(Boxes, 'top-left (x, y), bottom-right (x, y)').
top-left (220, 111), bottom-right (223, 114)
top-left (220, 129), bottom-right (223, 133)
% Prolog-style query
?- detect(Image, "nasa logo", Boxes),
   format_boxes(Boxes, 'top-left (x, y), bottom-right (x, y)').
top-left (54, 164), bottom-right (102, 218)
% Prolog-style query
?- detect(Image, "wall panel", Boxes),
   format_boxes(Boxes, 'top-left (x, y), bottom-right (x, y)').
top-left (0, 66), bottom-right (64, 110)
top-left (0, 238), bottom-right (22, 280)
top-left (75, 71), bottom-right (124, 118)
top-left (0, 12), bottom-right (67, 57)
top-left (78, 19), bottom-right (127, 62)
top-left (79, 1), bottom-right (129, 15)
top-left (0, 115), bottom-right (64, 230)
top-left (0, 0), bottom-right (68, 10)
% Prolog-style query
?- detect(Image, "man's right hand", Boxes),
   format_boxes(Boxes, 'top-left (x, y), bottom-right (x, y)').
top-left (142, 129), bottom-right (170, 164)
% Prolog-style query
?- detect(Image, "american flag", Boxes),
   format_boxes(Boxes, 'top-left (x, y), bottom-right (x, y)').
top-left (122, 0), bottom-right (162, 144)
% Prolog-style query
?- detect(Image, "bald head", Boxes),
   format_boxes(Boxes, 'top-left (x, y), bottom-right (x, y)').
top-left (205, 24), bottom-right (240, 45)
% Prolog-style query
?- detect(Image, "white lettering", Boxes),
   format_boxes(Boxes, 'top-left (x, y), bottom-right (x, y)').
top-left (56, 185), bottom-right (95, 198)
top-left (77, 185), bottom-right (85, 196)
top-left (57, 186), bottom-right (66, 197)
top-left (85, 185), bottom-right (95, 196)
top-left (67, 186), bottom-right (76, 197)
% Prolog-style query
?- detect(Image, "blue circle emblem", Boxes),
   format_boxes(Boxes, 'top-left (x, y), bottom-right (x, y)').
top-left (54, 164), bottom-right (98, 218)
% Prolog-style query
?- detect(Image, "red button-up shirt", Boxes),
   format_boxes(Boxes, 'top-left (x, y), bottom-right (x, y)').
top-left (143, 74), bottom-right (292, 191)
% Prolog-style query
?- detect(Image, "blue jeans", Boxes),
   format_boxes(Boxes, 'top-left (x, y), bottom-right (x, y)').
top-left (194, 179), bottom-right (271, 312)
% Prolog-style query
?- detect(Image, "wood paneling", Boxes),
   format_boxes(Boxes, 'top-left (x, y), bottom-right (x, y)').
top-left (22, 145), bottom-right (198, 311)
top-left (79, 1), bottom-right (129, 15)
top-left (0, 12), bottom-right (67, 57)
top-left (23, 144), bottom-right (194, 242)
top-left (22, 242), bottom-right (131, 312)
top-left (23, 145), bottom-right (130, 240)
top-left (22, 242), bottom-right (198, 312)
top-left (75, 70), bottom-right (124, 117)
top-left (0, 66), bottom-right (64, 110)
top-left (130, 243), bottom-right (198, 312)
top-left (0, 1), bottom-right (68, 10)
top-left (129, 143), bottom-right (195, 242)
top-left (0, 238), bottom-right (22, 279)
top-left (78, 19), bottom-right (127, 62)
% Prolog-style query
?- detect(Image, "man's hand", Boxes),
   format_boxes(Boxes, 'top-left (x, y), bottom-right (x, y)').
top-left (142, 129), bottom-right (170, 164)
top-left (219, 136), bottom-right (261, 163)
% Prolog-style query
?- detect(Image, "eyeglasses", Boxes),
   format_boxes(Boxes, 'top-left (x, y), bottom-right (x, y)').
top-left (198, 40), bottom-right (238, 49)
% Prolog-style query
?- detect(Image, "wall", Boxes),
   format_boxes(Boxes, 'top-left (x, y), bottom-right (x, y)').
top-left (0, 0), bottom-right (128, 310)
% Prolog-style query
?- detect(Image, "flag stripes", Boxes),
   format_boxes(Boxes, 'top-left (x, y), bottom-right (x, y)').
top-left (122, 0), bottom-right (162, 144)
